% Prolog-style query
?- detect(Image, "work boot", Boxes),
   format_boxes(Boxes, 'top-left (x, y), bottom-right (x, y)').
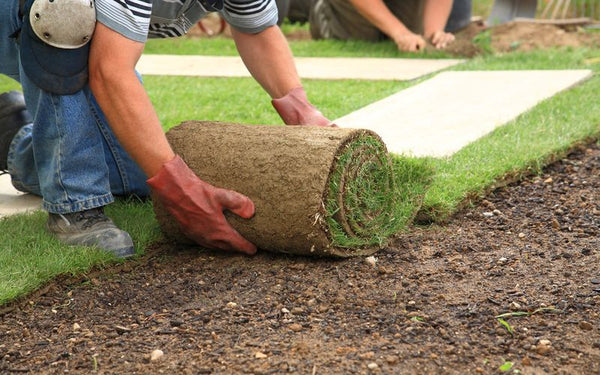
top-left (0, 91), bottom-right (32, 170)
top-left (47, 207), bottom-right (135, 258)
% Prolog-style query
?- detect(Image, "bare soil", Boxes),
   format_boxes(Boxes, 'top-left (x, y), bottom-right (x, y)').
top-left (446, 21), bottom-right (600, 57)
top-left (1, 141), bottom-right (598, 374)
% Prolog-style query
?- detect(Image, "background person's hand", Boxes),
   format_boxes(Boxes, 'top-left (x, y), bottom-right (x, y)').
top-left (428, 30), bottom-right (455, 49)
top-left (392, 32), bottom-right (427, 52)
top-left (148, 156), bottom-right (257, 255)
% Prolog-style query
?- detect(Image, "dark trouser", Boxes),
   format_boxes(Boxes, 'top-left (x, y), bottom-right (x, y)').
top-left (309, 0), bottom-right (423, 41)
top-left (445, 0), bottom-right (472, 32)
top-left (286, 0), bottom-right (472, 41)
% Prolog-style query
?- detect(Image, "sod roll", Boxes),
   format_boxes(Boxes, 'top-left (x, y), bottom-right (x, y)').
top-left (153, 121), bottom-right (398, 257)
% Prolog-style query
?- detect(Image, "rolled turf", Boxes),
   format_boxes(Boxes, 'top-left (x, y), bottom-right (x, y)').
top-left (153, 121), bottom-right (410, 257)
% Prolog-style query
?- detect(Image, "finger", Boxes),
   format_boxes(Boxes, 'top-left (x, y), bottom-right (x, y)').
top-left (218, 227), bottom-right (258, 255)
top-left (216, 188), bottom-right (255, 219)
top-left (197, 228), bottom-right (257, 255)
top-left (431, 31), bottom-right (442, 45)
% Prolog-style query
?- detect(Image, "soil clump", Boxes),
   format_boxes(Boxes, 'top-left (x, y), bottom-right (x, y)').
top-left (1, 143), bottom-right (598, 374)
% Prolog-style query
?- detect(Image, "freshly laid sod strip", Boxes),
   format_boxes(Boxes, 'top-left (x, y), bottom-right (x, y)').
top-left (419, 50), bottom-right (600, 222)
top-left (153, 121), bottom-right (431, 256)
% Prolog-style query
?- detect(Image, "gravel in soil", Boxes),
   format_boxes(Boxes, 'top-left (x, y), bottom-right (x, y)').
top-left (1, 143), bottom-right (599, 374)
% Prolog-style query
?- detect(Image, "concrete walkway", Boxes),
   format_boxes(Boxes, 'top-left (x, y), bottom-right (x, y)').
top-left (336, 70), bottom-right (592, 157)
top-left (137, 55), bottom-right (464, 81)
top-left (0, 174), bottom-right (41, 218)
top-left (0, 68), bottom-right (591, 217)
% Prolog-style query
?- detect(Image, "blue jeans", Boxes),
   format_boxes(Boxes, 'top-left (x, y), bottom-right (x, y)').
top-left (0, 1), bottom-right (149, 214)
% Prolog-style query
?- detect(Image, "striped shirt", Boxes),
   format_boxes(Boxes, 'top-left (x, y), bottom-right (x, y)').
top-left (95, 0), bottom-right (278, 42)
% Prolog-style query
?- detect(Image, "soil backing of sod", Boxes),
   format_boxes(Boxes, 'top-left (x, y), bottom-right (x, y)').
top-left (153, 121), bottom-right (430, 257)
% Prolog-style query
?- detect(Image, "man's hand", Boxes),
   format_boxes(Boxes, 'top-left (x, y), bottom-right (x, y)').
top-left (272, 87), bottom-right (336, 127)
top-left (392, 31), bottom-right (427, 52)
top-left (148, 155), bottom-right (257, 255)
top-left (428, 30), bottom-right (455, 49)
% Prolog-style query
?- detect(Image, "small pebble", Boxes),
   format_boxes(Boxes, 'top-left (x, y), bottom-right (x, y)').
top-left (72, 323), bottom-right (81, 331)
top-left (518, 232), bottom-right (526, 238)
top-left (281, 308), bottom-right (290, 314)
top-left (254, 351), bottom-right (267, 359)
top-left (226, 302), bottom-right (238, 308)
top-left (385, 355), bottom-right (398, 364)
top-left (367, 362), bottom-right (378, 370)
top-left (289, 323), bottom-right (302, 332)
top-left (536, 339), bottom-right (552, 355)
top-left (579, 321), bottom-right (593, 331)
top-left (591, 278), bottom-right (600, 285)
top-left (114, 325), bottom-right (131, 334)
top-left (483, 212), bottom-right (494, 217)
top-left (365, 256), bottom-right (378, 267)
top-left (150, 349), bottom-right (164, 361)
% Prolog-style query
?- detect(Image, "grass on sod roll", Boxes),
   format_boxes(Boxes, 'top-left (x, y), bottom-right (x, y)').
top-left (325, 134), bottom-right (433, 249)
top-left (1, 45), bottom-right (599, 304)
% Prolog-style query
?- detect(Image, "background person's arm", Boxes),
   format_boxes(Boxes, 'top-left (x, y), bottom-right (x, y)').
top-left (349, 0), bottom-right (426, 52)
top-left (423, 0), bottom-right (455, 49)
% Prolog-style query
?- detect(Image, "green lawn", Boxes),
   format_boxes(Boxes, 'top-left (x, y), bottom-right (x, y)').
top-left (1, 21), bottom-right (599, 305)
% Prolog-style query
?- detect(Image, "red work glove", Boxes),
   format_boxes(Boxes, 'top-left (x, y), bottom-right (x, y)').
top-left (147, 155), bottom-right (257, 255)
top-left (272, 87), bottom-right (337, 127)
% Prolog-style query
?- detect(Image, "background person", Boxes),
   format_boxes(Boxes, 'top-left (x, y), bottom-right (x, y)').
top-left (279, 0), bottom-right (472, 52)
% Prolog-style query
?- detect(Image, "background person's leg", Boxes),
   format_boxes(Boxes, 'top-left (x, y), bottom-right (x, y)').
top-left (385, 0), bottom-right (425, 35)
top-left (445, 0), bottom-right (473, 32)
top-left (309, 0), bottom-right (381, 41)
top-left (286, 0), bottom-right (310, 23)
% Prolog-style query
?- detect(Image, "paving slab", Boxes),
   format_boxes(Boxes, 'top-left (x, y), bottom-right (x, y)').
top-left (0, 174), bottom-right (41, 218)
top-left (335, 70), bottom-right (593, 157)
top-left (137, 55), bottom-right (464, 81)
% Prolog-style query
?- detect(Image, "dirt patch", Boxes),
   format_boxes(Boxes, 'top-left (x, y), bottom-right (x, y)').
top-left (445, 21), bottom-right (600, 56)
top-left (1, 142), bottom-right (598, 374)
top-left (490, 21), bottom-right (600, 52)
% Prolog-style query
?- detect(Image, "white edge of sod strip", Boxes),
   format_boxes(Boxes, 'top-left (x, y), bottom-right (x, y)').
top-left (336, 70), bottom-right (593, 157)
top-left (136, 55), bottom-right (464, 81)
top-left (0, 174), bottom-right (41, 218)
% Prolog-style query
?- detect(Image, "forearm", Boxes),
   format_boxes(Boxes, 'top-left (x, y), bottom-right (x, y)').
top-left (423, 0), bottom-right (454, 38)
top-left (349, 0), bottom-right (410, 40)
top-left (231, 25), bottom-right (300, 99)
top-left (89, 23), bottom-right (174, 177)
top-left (89, 70), bottom-right (174, 177)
